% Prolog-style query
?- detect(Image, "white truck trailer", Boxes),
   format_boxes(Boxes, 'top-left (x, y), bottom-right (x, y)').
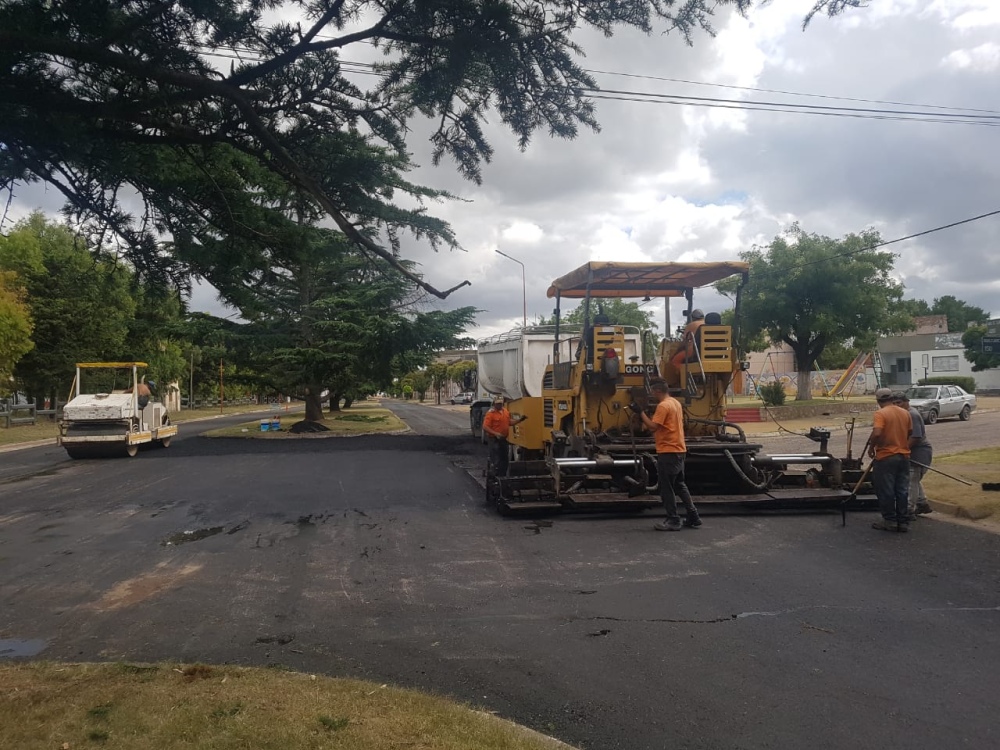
top-left (470, 326), bottom-right (642, 437)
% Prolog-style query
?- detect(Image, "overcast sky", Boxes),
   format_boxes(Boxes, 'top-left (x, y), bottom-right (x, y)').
top-left (6, 0), bottom-right (999, 340)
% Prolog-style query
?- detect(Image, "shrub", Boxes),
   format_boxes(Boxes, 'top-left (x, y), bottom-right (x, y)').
top-left (917, 376), bottom-right (976, 393)
top-left (758, 381), bottom-right (787, 406)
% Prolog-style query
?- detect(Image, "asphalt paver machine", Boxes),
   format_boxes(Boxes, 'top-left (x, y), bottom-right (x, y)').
top-left (488, 261), bottom-right (870, 515)
top-left (59, 362), bottom-right (178, 459)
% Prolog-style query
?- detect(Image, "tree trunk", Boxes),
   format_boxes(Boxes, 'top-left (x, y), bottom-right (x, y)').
top-left (342, 395), bottom-right (354, 409)
top-left (304, 387), bottom-right (325, 422)
top-left (796, 368), bottom-right (812, 401)
top-left (328, 392), bottom-right (341, 412)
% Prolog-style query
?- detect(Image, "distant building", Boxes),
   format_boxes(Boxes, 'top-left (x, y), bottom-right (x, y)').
top-left (878, 316), bottom-right (1000, 391)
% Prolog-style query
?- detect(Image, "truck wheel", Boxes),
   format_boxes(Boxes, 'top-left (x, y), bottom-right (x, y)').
top-left (925, 409), bottom-right (938, 425)
top-left (158, 437), bottom-right (172, 448)
top-left (959, 405), bottom-right (971, 421)
top-left (126, 443), bottom-right (139, 457)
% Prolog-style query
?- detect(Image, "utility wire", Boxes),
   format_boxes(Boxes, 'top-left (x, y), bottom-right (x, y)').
top-left (788, 208), bottom-right (1000, 270)
top-left (182, 42), bottom-right (997, 125)
top-left (583, 68), bottom-right (1000, 117)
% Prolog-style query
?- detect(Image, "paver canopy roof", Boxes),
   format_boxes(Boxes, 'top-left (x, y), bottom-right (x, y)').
top-left (546, 261), bottom-right (750, 299)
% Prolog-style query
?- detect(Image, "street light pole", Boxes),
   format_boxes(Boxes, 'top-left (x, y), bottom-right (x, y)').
top-left (495, 249), bottom-right (526, 329)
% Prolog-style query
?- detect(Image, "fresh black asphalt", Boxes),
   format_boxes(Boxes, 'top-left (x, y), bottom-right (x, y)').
top-left (1, 401), bottom-right (998, 749)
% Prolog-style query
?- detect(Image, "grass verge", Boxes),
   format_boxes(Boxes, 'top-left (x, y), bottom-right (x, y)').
top-left (0, 662), bottom-right (568, 750)
top-left (202, 404), bottom-right (407, 438)
top-left (0, 421), bottom-right (59, 447)
top-left (924, 447), bottom-right (1000, 520)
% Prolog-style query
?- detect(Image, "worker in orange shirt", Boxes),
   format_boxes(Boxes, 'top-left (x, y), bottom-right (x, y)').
top-left (670, 308), bottom-right (705, 368)
top-left (867, 387), bottom-right (913, 533)
top-left (633, 378), bottom-right (701, 531)
top-left (483, 396), bottom-right (527, 477)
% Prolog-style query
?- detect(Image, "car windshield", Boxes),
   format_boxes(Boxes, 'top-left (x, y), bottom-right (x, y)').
top-left (907, 387), bottom-right (938, 399)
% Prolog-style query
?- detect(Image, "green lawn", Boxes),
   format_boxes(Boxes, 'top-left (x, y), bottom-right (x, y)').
top-left (0, 662), bottom-right (566, 750)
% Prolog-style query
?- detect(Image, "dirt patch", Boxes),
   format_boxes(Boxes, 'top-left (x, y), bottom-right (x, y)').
top-left (89, 563), bottom-right (202, 612)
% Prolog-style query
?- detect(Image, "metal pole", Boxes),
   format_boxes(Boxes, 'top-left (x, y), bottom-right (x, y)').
top-left (189, 350), bottom-right (194, 411)
top-left (219, 358), bottom-right (224, 414)
top-left (495, 249), bottom-right (526, 329)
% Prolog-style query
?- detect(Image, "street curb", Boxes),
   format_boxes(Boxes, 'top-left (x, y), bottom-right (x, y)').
top-left (0, 438), bottom-right (58, 454)
top-left (928, 498), bottom-right (995, 520)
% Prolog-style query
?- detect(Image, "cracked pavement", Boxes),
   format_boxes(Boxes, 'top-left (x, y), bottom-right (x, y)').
top-left (1, 401), bottom-right (999, 749)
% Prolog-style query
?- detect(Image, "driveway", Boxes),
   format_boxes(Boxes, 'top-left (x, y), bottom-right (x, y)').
top-left (1, 402), bottom-right (998, 749)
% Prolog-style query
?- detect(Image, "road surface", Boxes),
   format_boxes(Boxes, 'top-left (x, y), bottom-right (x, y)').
top-left (1, 401), bottom-right (998, 750)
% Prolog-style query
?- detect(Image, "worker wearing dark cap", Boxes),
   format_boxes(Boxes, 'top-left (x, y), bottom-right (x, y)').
top-left (893, 391), bottom-right (933, 517)
top-left (868, 387), bottom-right (913, 532)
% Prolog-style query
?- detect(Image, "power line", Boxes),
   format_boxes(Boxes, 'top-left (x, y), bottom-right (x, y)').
top-left (586, 93), bottom-right (1000, 127)
top-left (791, 208), bottom-right (1000, 270)
top-left (582, 68), bottom-right (1000, 117)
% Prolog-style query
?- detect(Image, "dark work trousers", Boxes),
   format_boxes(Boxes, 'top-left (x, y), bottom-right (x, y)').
top-left (489, 437), bottom-right (509, 477)
top-left (873, 453), bottom-right (910, 525)
top-left (656, 452), bottom-right (698, 521)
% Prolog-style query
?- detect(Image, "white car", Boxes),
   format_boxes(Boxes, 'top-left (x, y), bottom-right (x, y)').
top-left (449, 391), bottom-right (474, 405)
top-left (904, 384), bottom-right (976, 424)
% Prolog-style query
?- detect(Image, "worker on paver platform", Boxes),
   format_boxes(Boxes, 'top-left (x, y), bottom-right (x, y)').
top-left (670, 308), bottom-right (705, 367)
top-left (483, 396), bottom-right (527, 478)
top-left (634, 378), bottom-right (702, 532)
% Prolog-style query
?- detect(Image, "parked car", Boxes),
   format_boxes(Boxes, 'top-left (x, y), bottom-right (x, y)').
top-left (904, 384), bottom-right (976, 424)
top-left (449, 391), bottom-right (474, 405)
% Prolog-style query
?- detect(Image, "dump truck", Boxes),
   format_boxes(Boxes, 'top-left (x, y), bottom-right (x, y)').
top-left (59, 362), bottom-right (178, 459)
top-left (486, 261), bottom-right (872, 515)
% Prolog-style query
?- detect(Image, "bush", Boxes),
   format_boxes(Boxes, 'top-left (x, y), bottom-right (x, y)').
top-left (917, 376), bottom-right (976, 393)
top-left (758, 381), bottom-right (787, 406)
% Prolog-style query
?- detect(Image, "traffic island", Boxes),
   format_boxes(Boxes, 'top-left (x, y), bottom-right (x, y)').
top-left (200, 405), bottom-right (408, 438)
top-left (0, 662), bottom-right (573, 750)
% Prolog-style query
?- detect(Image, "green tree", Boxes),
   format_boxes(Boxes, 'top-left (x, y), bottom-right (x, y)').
top-left (962, 326), bottom-right (1000, 372)
top-left (197, 227), bottom-right (475, 422)
top-left (898, 298), bottom-right (931, 320)
top-left (929, 295), bottom-right (989, 333)
top-left (0, 270), bottom-right (34, 394)
top-left (0, 214), bottom-right (137, 402)
top-left (540, 299), bottom-right (658, 331)
top-left (407, 370), bottom-right (432, 402)
top-left (448, 361), bottom-right (477, 392)
top-left (426, 362), bottom-right (450, 405)
top-left (1, 1), bottom-right (863, 297)
top-left (720, 225), bottom-right (913, 401)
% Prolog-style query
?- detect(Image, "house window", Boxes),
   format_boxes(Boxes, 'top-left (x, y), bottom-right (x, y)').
top-left (895, 358), bottom-right (911, 373)
top-left (931, 355), bottom-right (959, 373)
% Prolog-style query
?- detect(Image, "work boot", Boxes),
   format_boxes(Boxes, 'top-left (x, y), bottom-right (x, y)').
top-left (896, 523), bottom-right (909, 533)
top-left (871, 520), bottom-right (896, 532)
top-left (915, 503), bottom-right (933, 515)
top-left (683, 514), bottom-right (703, 528)
top-left (655, 518), bottom-right (683, 532)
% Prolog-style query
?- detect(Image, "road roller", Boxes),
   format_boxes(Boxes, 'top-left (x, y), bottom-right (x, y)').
top-left (59, 362), bottom-right (178, 459)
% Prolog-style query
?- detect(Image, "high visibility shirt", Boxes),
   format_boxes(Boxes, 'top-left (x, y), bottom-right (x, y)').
top-left (651, 397), bottom-right (686, 454)
top-left (483, 408), bottom-right (511, 439)
top-left (873, 404), bottom-right (912, 461)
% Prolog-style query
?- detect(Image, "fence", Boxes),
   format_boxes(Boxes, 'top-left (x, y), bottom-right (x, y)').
top-left (0, 401), bottom-right (65, 428)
